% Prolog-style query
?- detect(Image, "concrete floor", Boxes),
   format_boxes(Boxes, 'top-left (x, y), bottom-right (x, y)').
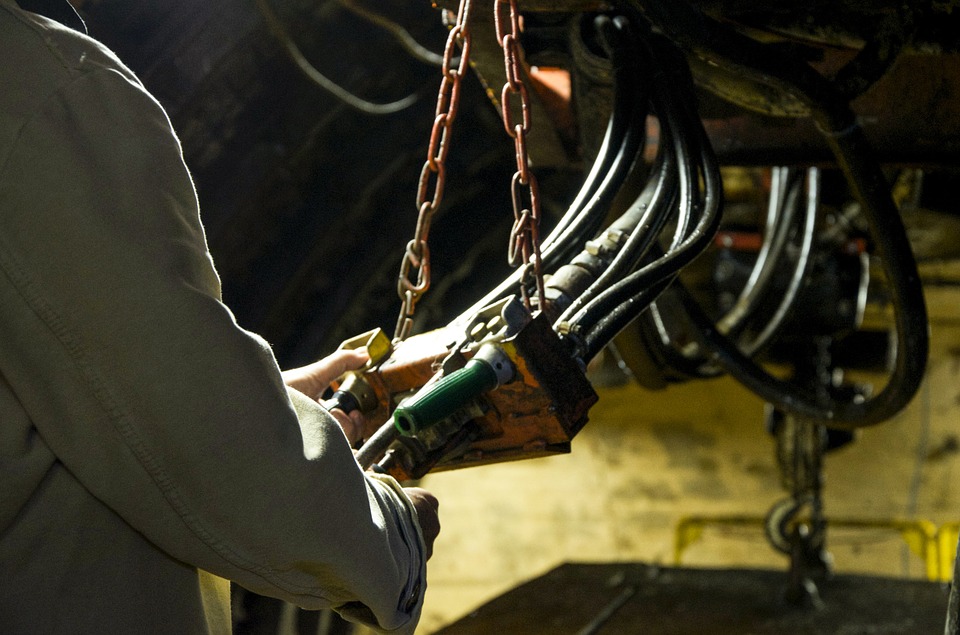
top-left (412, 286), bottom-right (960, 633)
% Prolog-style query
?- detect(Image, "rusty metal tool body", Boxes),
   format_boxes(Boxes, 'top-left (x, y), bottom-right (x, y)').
top-left (331, 298), bottom-right (598, 481)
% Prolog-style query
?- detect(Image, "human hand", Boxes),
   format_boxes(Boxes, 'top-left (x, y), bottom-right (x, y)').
top-left (404, 487), bottom-right (440, 560)
top-left (283, 349), bottom-right (369, 444)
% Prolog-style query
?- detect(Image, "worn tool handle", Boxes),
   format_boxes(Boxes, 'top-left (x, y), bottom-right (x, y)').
top-left (392, 358), bottom-right (500, 436)
top-left (321, 390), bottom-right (361, 416)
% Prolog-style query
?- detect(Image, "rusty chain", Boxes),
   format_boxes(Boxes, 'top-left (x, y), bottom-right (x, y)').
top-left (395, 0), bottom-right (474, 341)
top-left (395, 0), bottom-right (545, 339)
top-left (496, 0), bottom-right (545, 312)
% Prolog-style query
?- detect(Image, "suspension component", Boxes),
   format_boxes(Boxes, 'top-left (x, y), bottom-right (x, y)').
top-left (395, 0), bottom-right (475, 341)
top-left (496, 0), bottom-right (546, 310)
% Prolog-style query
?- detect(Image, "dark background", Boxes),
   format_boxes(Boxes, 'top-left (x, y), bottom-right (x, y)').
top-left (77, 0), bottom-right (525, 368)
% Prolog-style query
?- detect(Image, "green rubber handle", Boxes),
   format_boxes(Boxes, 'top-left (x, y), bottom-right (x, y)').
top-left (392, 358), bottom-right (499, 436)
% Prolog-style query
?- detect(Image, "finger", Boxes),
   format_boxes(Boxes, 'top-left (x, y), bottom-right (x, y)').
top-left (328, 408), bottom-right (362, 446)
top-left (349, 410), bottom-right (365, 437)
top-left (404, 488), bottom-right (440, 560)
top-left (311, 349), bottom-right (370, 388)
top-left (322, 348), bottom-right (370, 378)
top-left (283, 348), bottom-right (370, 398)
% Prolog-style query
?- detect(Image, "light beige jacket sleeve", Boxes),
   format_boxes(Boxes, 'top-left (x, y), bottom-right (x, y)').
top-left (0, 4), bottom-right (424, 633)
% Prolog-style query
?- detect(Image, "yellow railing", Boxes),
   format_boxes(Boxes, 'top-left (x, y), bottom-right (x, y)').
top-left (674, 515), bottom-right (958, 581)
top-left (939, 522), bottom-right (960, 582)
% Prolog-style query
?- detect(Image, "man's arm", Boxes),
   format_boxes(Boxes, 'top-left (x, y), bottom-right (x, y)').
top-left (283, 349), bottom-right (441, 559)
top-left (0, 55), bottom-right (427, 632)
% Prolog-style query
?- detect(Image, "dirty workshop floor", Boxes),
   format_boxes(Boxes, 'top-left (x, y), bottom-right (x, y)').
top-left (409, 285), bottom-right (960, 634)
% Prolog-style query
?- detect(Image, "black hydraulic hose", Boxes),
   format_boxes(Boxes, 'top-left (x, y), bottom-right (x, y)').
top-left (544, 17), bottom-right (639, 250)
top-left (648, 166), bottom-right (806, 373)
top-left (608, 146), bottom-right (679, 273)
top-left (580, 127), bottom-right (720, 359)
top-left (540, 97), bottom-right (647, 273)
top-left (557, 26), bottom-right (680, 323)
top-left (661, 85), bottom-right (700, 255)
top-left (451, 15), bottom-right (643, 324)
top-left (640, 286), bottom-right (726, 380)
top-left (555, 127), bottom-right (677, 329)
top-left (646, 165), bottom-right (813, 380)
top-left (567, 35), bottom-right (723, 343)
top-left (651, 168), bottom-right (817, 376)
top-left (553, 104), bottom-right (678, 329)
top-left (572, 168), bottom-right (705, 347)
top-left (716, 167), bottom-right (803, 340)
top-left (539, 16), bottom-right (651, 272)
top-left (628, 0), bottom-right (928, 427)
top-left (581, 275), bottom-right (675, 362)
top-left (739, 167), bottom-right (819, 356)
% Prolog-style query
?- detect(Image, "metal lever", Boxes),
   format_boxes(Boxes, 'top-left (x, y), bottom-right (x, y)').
top-left (355, 344), bottom-right (514, 470)
top-left (393, 345), bottom-right (513, 436)
top-left (321, 390), bottom-right (361, 417)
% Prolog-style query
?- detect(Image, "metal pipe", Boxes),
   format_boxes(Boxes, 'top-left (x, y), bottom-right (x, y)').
top-left (355, 420), bottom-right (400, 470)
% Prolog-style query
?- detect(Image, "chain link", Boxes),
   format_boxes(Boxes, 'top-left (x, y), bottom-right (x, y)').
top-left (395, 0), bottom-right (545, 338)
top-left (495, 0), bottom-right (545, 311)
top-left (395, 0), bottom-right (474, 341)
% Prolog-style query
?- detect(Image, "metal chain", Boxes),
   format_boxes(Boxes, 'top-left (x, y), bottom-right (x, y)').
top-left (395, 0), bottom-right (474, 341)
top-left (495, 0), bottom-right (545, 311)
top-left (395, 0), bottom-right (545, 338)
